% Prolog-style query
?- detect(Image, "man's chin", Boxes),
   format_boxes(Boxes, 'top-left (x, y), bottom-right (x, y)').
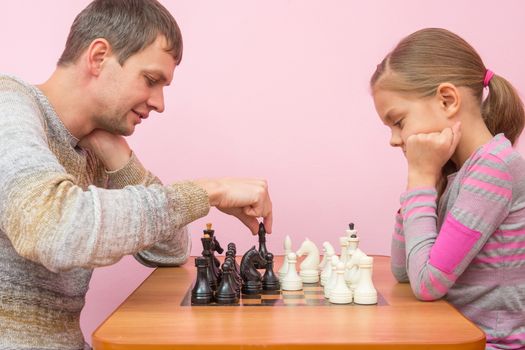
top-left (121, 129), bottom-right (135, 137)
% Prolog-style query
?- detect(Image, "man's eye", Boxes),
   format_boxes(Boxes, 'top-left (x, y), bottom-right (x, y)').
top-left (145, 76), bottom-right (157, 86)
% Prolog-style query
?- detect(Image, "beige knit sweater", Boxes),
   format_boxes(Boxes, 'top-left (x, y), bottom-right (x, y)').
top-left (0, 75), bottom-right (210, 349)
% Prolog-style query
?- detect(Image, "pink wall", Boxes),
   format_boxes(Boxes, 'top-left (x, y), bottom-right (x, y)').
top-left (2, 0), bottom-right (525, 345)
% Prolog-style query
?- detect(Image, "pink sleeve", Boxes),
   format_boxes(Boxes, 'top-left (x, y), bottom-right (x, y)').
top-left (400, 153), bottom-right (512, 301)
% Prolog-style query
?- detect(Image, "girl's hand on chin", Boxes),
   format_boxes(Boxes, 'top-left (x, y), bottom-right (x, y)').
top-left (406, 122), bottom-right (462, 189)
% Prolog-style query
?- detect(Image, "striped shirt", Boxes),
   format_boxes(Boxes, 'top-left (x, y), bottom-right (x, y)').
top-left (392, 134), bottom-right (525, 349)
top-left (0, 75), bottom-right (210, 349)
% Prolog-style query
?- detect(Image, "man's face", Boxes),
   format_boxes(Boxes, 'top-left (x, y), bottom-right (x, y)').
top-left (95, 35), bottom-right (176, 136)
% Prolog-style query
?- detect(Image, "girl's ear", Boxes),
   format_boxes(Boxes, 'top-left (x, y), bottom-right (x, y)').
top-left (435, 83), bottom-right (460, 118)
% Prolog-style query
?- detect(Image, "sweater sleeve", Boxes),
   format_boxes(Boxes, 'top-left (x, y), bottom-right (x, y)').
top-left (391, 209), bottom-right (408, 282)
top-left (400, 153), bottom-right (512, 301)
top-left (105, 154), bottom-right (193, 267)
top-left (0, 82), bottom-right (209, 273)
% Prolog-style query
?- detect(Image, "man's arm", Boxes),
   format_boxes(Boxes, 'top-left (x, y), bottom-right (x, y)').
top-left (98, 147), bottom-right (192, 267)
top-left (0, 84), bottom-right (209, 273)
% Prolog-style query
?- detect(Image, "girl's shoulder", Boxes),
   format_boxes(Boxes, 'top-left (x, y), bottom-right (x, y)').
top-left (460, 134), bottom-right (525, 183)
top-left (467, 134), bottom-right (519, 167)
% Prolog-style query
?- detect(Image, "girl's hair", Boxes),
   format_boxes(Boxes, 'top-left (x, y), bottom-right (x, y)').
top-left (370, 28), bottom-right (524, 145)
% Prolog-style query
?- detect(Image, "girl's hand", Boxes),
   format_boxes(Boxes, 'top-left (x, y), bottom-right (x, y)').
top-left (406, 122), bottom-right (461, 189)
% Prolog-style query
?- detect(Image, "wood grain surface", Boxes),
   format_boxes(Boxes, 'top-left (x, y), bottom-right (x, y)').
top-left (92, 255), bottom-right (486, 350)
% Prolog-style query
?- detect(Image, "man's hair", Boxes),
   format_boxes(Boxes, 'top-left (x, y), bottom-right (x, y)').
top-left (57, 0), bottom-right (183, 66)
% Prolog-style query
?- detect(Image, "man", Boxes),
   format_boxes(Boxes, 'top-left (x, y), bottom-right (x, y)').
top-left (0, 0), bottom-right (272, 349)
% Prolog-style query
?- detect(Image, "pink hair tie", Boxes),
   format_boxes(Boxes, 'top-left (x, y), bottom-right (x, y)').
top-left (483, 69), bottom-right (495, 87)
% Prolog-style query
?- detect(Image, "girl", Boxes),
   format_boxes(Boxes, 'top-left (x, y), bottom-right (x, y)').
top-left (370, 28), bottom-right (525, 349)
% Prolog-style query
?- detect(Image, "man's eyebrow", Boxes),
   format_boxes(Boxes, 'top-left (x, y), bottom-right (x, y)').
top-left (145, 70), bottom-right (171, 86)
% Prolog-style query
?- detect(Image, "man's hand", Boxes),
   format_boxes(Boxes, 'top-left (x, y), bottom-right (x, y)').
top-left (406, 122), bottom-right (461, 189)
top-left (194, 178), bottom-right (273, 235)
top-left (78, 129), bottom-right (132, 171)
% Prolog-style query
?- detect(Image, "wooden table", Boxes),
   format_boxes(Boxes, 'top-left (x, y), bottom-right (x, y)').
top-left (92, 256), bottom-right (486, 350)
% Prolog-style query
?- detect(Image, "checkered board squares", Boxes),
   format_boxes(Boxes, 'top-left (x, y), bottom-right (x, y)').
top-left (181, 282), bottom-right (388, 307)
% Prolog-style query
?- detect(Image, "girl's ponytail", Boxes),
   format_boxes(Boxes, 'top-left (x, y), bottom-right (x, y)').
top-left (482, 74), bottom-right (525, 145)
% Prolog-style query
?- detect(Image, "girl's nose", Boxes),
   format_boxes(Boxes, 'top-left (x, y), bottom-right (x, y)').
top-left (390, 130), bottom-right (402, 148)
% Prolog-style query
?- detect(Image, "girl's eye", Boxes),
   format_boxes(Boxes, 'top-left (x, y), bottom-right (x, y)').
top-left (394, 118), bottom-right (404, 128)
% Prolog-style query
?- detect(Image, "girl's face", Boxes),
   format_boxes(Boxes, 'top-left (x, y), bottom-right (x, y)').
top-left (373, 88), bottom-right (451, 156)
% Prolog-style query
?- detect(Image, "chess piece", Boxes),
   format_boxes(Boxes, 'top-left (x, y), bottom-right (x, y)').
top-left (329, 261), bottom-right (353, 304)
top-left (216, 261), bottom-right (239, 304)
top-left (278, 235), bottom-right (292, 279)
top-left (319, 243), bottom-right (328, 271)
top-left (296, 238), bottom-right (320, 283)
top-left (254, 222), bottom-right (269, 269)
top-left (320, 242), bottom-right (335, 286)
top-left (353, 256), bottom-right (377, 305)
top-left (191, 257), bottom-right (213, 304)
top-left (281, 252), bottom-right (303, 291)
top-left (227, 243), bottom-right (241, 275)
top-left (225, 256), bottom-right (241, 297)
top-left (345, 236), bottom-right (367, 290)
top-left (345, 222), bottom-right (358, 239)
top-left (226, 250), bottom-right (240, 280)
top-left (204, 223), bottom-right (222, 269)
top-left (262, 253), bottom-right (280, 290)
top-left (201, 235), bottom-right (217, 290)
top-left (324, 255), bottom-right (339, 299)
top-left (240, 246), bottom-right (266, 294)
top-left (339, 236), bottom-right (349, 265)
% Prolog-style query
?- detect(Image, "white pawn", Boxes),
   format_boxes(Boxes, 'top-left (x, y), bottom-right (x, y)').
top-left (296, 238), bottom-right (320, 283)
top-left (323, 255), bottom-right (339, 299)
top-left (339, 236), bottom-right (349, 265)
top-left (281, 252), bottom-right (303, 291)
top-left (320, 242), bottom-right (335, 286)
top-left (278, 235), bottom-right (292, 279)
top-left (329, 261), bottom-right (353, 304)
top-left (353, 256), bottom-right (377, 305)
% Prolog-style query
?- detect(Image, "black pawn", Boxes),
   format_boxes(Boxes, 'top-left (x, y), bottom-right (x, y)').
top-left (191, 257), bottom-right (213, 304)
top-left (262, 253), bottom-right (280, 291)
top-left (226, 248), bottom-right (241, 277)
top-left (225, 255), bottom-right (241, 295)
top-left (227, 257), bottom-right (242, 297)
top-left (254, 222), bottom-right (269, 269)
top-left (216, 262), bottom-right (239, 304)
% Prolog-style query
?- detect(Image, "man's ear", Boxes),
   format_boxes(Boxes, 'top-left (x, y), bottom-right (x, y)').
top-left (435, 83), bottom-right (461, 118)
top-left (86, 38), bottom-right (112, 76)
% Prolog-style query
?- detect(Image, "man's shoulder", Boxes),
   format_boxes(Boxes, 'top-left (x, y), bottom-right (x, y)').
top-left (0, 74), bottom-right (39, 106)
top-left (0, 74), bottom-right (33, 93)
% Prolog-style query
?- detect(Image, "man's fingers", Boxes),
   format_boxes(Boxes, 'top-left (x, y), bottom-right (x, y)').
top-left (263, 210), bottom-right (273, 234)
top-left (243, 205), bottom-right (273, 233)
top-left (241, 215), bottom-right (260, 235)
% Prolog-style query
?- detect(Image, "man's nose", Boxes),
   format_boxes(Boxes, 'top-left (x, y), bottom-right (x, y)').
top-left (148, 88), bottom-right (165, 113)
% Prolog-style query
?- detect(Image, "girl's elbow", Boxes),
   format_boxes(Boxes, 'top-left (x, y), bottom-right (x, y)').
top-left (411, 285), bottom-right (444, 301)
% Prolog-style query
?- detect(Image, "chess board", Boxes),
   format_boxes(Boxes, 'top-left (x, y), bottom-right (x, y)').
top-left (181, 282), bottom-right (388, 307)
